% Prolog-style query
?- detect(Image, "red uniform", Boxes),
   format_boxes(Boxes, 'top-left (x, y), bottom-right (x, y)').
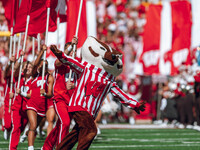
top-left (47, 98), bottom-right (54, 109)
top-left (2, 77), bottom-right (13, 132)
top-left (9, 76), bottom-right (31, 150)
top-left (26, 74), bottom-right (49, 117)
top-left (57, 53), bottom-right (140, 119)
top-left (53, 62), bottom-right (77, 103)
top-left (43, 60), bottom-right (79, 150)
top-left (54, 52), bottom-right (140, 150)
top-left (12, 76), bottom-right (31, 111)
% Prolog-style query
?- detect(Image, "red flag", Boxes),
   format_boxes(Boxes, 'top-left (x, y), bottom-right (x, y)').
top-left (66, 0), bottom-right (87, 48)
top-left (1, 0), bottom-right (12, 30)
top-left (28, 0), bottom-right (51, 35)
top-left (13, 0), bottom-right (59, 35)
top-left (48, 0), bottom-right (67, 32)
top-left (13, 0), bottom-right (31, 34)
top-left (165, 1), bottom-right (192, 75)
top-left (140, 4), bottom-right (162, 75)
top-left (2, 0), bottom-right (19, 31)
top-left (28, 0), bottom-right (59, 35)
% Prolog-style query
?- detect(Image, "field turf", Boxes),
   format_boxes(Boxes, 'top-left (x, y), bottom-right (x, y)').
top-left (1, 127), bottom-right (200, 150)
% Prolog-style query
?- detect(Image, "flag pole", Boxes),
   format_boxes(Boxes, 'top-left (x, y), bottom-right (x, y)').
top-left (16, 33), bottom-right (21, 59)
top-left (17, 15), bottom-right (30, 90)
top-left (10, 34), bottom-right (17, 97)
top-left (37, 33), bottom-right (40, 52)
top-left (32, 37), bottom-right (35, 59)
top-left (68, 0), bottom-right (83, 81)
top-left (57, 14), bottom-right (60, 48)
top-left (8, 27), bottom-right (13, 113)
top-left (9, 28), bottom-right (13, 59)
top-left (13, 34), bottom-right (17, 56)
top-left (10, 34), bottom-right (16, 103)
top-left (41, 6), bottom-right (50, 90)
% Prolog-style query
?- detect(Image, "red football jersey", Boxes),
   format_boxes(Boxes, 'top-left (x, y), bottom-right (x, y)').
top-left (53, 60), bottom-right (78, 104)
top-left (26, 74), bottom-right (49, 116)
top-left (12, 75), bottom-right (32, 111)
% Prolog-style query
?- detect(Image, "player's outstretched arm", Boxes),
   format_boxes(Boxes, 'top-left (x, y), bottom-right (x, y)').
top-left (50, 45), bottom-right (84, 74)
top-left (32, 45), bottom-right (47, 77)
top-left (50, 45), bottom-right (62, 58)
top-left (110, 82), bottom-right (146, 114)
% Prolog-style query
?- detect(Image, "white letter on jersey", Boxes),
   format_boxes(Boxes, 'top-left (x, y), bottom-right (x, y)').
top-left (37, 80), bottom-right (46, 87)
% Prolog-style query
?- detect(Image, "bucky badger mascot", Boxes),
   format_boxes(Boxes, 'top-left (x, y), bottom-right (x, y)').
top-left (50, 36), bottom-right (145, 150)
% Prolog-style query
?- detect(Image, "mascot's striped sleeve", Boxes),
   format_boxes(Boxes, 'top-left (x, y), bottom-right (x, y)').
top-left (57, 52), bottom-right (140, 119)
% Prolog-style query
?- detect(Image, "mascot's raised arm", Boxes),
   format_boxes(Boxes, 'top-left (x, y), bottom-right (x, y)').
top-left (50, 36), bottom-right (146, 150)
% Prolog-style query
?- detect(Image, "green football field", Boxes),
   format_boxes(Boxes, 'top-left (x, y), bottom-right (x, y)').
top-left (1, 127), bottom-right (200, 150)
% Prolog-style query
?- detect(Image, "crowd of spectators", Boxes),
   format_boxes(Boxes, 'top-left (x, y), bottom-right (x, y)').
top-left (96, 0), bottom-right (147, 80)
top-left (94, 0), bottom-right (200, 129)
top-left (155, 61), bottom-right (200, 131)
top-left (0, 1), bottom-right (9, 65)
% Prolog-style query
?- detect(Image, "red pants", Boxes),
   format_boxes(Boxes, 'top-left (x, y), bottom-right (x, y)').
top-left (43, 100), bottom-right (71, 150)
top-left (9, 109), bottom-right (28, 150)
top-left (2, 105), bottom-right (12, 131)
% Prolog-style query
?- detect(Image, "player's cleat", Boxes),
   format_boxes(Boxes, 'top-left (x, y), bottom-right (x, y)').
top-left (37, 127), bottom-right (46, 138)
top-left (129, 117), bottom-right (135, 125)
top-left (39, 131), bottom-right (46, 138)
top-left (178, 123), bottom-right (185, 129)
top-left (97, 127), bottom-right (101, 135)
top-left (193, 125), bottom-right (200, 131)
top-left (94, 127), bottom-right (101, 139)
top-left (4, 129), bottom-right (9, 140)
top-left (20, 134), bottom-right (27, 143)
top-left (186, 125), bottom-right (193, 129)
top-left (28, 146), bottom-right (34, 150)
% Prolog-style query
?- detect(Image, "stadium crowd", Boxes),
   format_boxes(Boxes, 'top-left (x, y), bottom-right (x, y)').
top-left (89, 0), bottom-right (200, 131)
top-left (0, 0), bottom-right (200, 149)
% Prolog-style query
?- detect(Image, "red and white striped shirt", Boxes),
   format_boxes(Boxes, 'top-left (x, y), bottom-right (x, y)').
top-left (58, 53), bottom-right (140, 119)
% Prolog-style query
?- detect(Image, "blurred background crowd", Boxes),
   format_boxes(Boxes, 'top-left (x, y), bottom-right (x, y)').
top-left (0, 0), bottom-right (200, 131)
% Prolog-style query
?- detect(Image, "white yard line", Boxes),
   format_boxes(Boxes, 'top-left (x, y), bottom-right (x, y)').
top-left (90, 144), bottom-right (200, 148)
top-left (0, 137), bottom-right (199, 145)
top-left (183, 142), bottom-right (200, 143)
top-left (95, 137), bottom-right (200, 142)
top-left (102, 133), bottom-right (200, 136)
top-left (0, 147), bottom-right (42, 150)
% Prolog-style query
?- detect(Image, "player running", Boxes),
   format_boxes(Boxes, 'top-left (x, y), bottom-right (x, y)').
top-left (26, 45), bottom-right (54, 150)
top-left (43, 37), bottom-right (79, 150)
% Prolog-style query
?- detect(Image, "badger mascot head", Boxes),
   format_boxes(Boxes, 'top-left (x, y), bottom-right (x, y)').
top-left (81, 36), bottom-right (123, 77)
